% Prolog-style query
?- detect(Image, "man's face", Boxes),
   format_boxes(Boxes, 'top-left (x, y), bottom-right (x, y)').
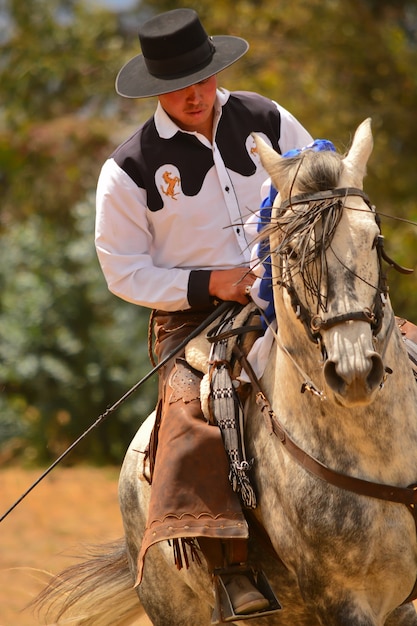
top-left (158, 75), bottom-right (217, 138)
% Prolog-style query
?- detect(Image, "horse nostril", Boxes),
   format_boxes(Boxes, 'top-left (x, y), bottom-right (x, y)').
top-left (323, 352), bottom-right (384, 399)
top-left (366, 354), bottom-right (384, 392)
top-left (323, 361), bottom-right (346, 395)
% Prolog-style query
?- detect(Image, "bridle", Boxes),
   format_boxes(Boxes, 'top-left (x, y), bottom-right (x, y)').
top-left (276, 187), bottom-right (411, 355)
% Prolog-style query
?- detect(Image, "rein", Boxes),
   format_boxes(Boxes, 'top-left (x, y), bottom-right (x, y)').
top-left (234, 342), bottom-right (417, 510)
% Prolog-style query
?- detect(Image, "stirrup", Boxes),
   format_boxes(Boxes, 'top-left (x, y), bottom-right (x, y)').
top-left (211, 564), bottom-right (281, 624)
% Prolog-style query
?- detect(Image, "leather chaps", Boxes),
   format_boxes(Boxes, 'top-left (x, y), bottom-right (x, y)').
top-left (136, 308), bottom-right (248, 584)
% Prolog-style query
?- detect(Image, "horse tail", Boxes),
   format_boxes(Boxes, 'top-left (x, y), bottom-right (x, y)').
top-left (30, 537), bottom-right (145, 625)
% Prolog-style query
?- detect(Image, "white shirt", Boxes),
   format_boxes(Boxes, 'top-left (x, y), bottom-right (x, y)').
top-left (95, 88), bottom-right (313, 311)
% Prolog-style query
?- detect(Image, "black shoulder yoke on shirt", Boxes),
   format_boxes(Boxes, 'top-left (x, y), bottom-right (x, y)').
top-left (111, 91), bottom-right (282, 212)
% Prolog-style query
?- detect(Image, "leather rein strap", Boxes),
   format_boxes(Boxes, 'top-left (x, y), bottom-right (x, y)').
top-left (233, 343), bottom-right (417, 603)
top-left (235, 341), bottom-right (417, 508)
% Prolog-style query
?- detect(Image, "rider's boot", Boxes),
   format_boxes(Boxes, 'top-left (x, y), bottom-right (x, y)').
top-left (198, 537), bottom-right (270, 618)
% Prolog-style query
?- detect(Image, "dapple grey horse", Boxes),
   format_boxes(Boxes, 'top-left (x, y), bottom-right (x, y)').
top-left (34, 119), bottom-right (417, 625)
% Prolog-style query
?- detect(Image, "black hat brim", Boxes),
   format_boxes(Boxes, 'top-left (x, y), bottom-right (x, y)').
top-left (115, 35), bottom-right (249, 99)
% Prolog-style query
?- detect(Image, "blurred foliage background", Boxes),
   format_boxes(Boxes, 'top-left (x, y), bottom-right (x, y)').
top-left (1, 0), bottom-right (416, 466)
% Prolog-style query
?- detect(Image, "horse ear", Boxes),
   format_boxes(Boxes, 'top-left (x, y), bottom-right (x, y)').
top-left (251, 132), bottom-right (285, 189)
top-left (342, 118), bottom-right (373, 185)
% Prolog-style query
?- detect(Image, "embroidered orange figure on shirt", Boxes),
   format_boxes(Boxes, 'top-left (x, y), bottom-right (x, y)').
top-left (161, 170), bottom-right (180, 200)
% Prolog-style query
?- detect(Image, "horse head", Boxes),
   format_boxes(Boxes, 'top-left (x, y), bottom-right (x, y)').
top-left (254, 119), bottom-right (389, 407)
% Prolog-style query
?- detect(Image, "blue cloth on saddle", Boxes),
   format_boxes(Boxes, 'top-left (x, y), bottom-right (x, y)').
top-left (256, 139), bottom-right (336, 327)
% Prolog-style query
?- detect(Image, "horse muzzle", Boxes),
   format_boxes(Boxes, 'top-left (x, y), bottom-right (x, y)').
top-left (321, 325), bottom-right (385, 406)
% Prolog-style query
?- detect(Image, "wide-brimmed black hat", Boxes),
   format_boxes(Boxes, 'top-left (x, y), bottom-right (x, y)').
top-left (116, 8), bottom-right (249, 98)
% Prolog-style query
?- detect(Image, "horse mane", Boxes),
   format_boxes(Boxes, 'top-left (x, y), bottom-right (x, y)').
top-left (260, 149), bottom-right (346, 312)
top-left (279, 148), bottom-right (343, 196)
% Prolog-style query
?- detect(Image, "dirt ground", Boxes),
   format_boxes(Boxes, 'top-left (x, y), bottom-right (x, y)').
top-left (0, 466), bottom-right (151, 626)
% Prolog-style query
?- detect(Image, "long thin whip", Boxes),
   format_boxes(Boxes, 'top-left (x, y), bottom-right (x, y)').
top-left (0, 300), bottom-right (233, 523)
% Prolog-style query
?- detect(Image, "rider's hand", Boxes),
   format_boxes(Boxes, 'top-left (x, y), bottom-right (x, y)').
top-left (209, 268), bottom-right (256, 305)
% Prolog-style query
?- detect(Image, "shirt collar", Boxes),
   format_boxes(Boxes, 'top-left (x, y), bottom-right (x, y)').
top-left (154, 88), bottom-right (230, 139)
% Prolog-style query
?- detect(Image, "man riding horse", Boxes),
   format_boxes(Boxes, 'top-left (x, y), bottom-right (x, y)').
top-left (95, 7), bottom-right (313, 619)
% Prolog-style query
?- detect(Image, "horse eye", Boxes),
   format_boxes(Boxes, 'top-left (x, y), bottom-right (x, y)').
top-left (372, 235), bottom-right (381, 249)
top-left (283, 246), bottom-right (298, 261)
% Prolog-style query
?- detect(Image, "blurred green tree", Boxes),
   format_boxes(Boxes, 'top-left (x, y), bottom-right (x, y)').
top-left (0, 0), bottom-right (157, 464)
top-left (0, 196), bottom-right (157, 464)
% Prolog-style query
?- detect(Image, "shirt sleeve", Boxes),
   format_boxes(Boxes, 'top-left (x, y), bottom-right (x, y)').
top-left (95, 158), bottom-right (206, 311)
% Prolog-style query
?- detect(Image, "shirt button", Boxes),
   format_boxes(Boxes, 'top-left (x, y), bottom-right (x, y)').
top-left (225, 186), bottom-right (230, 192)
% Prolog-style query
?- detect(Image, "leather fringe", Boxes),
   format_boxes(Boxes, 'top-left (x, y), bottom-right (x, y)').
top-left (172, 537), bottom-right (203, 571)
